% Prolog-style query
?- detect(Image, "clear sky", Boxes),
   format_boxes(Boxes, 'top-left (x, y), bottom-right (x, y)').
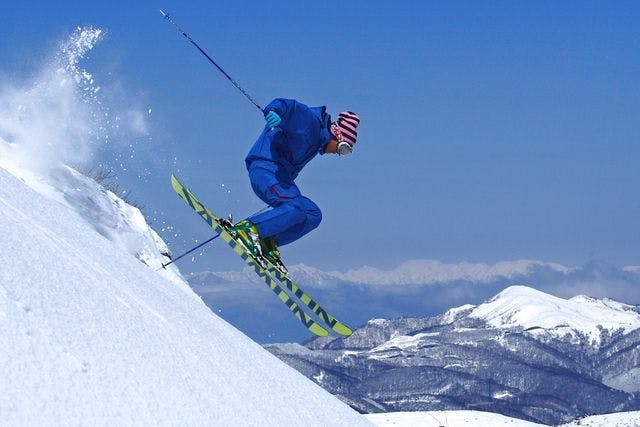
top-left (2, 1), bottom-right (639, 274)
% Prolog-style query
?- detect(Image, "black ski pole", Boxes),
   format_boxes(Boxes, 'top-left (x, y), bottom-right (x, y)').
top-left (160, 234), bottom-right (219, 269)
top-left (160, 9), bottom-right (264, 113)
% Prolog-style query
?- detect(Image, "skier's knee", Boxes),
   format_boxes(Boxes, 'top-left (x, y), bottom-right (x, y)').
top-left (286, 200), bottom-right (308, 225)
top-left (289, 196), bottom-right (321, 230)
top-left (304, 199), bottom-right (322, 230)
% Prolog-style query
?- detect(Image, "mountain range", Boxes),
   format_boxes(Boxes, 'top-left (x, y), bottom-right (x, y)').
top-left (265, 285), bottom-right (640, 425)
top-left (189, 260), bottom-right (640, 343)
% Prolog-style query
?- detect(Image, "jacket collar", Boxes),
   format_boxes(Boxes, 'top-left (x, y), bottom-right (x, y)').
top-left (309, 106), bottom-right (333, 155)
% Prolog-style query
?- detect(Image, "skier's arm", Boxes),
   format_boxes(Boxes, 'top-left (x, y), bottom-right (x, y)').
top-left (263, 98), bottom-right (295, 125)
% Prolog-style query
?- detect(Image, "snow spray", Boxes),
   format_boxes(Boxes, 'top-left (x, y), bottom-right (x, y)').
top-left (0, 27), bottom-right (150, 179)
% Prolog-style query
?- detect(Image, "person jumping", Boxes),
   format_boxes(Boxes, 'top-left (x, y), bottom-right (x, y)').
top-left (231, 98), bottom-right (360, 273)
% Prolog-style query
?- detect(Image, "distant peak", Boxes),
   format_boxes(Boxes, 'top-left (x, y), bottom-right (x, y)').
top-left (469, 285), bottom-right (640, 346)
top-left (492, 285), bottom-right (550, 299)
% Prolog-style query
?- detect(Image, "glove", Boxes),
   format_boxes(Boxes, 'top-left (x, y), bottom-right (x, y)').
top-left (265, 110), bottom-right (282, 128)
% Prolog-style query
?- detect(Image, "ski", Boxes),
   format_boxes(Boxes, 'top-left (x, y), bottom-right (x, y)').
top-left (170, 174), bottom-right (330, 337)
top-left (262, 266), bottom-right (353, 336)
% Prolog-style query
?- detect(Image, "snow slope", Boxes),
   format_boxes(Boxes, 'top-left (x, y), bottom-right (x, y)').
top-left (366, 410), bottom-right (640, 427)
top-left (0, 165), bottom-right (370, 425)
top-left (468, 285), bottom-right (640, 345)
top-left (561, 411), bottom-right (640, 426)
top-left (366, 410), bottom-right (546, 426)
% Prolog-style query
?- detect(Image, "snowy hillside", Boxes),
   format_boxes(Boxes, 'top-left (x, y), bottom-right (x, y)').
top-left (469, 285), bottom-right (640, 345)
top-left (561, 411), bottom-right (640, 426)
top-left (0, 163), bottom-right (370, 425)
top-left (366, 410), bottom-right (640, 427)
top-left (366, 410), bottom-right (546, 426)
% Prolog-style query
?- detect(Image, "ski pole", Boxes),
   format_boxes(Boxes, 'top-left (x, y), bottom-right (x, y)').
top-left (160, 234), bottom-right (219, 269)
top-left (159, 9), bottom-right (264, 113)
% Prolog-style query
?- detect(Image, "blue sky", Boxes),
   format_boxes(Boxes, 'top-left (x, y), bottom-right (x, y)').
top-left (2, 1), bottom-right (639, 274)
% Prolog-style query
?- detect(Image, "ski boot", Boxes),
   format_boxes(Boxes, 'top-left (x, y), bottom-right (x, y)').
top-left (229, 220), bottom-right (266, 267)
top-left (260, 236), bottom-right (288, 274)
top-left (219, 214), bottom-right (234, 230)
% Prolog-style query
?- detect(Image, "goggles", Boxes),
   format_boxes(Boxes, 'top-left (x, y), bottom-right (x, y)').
top-left (337, 141), bottom-right (353, 156)
top-left (331, 123), bottom-right (354, 156)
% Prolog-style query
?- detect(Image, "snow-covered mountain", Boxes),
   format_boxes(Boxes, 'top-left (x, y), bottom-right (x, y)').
top-left (330, 259), bottom-right (574, 285)
top-left (195, 259), bottom-right (578, 287)
top-left (195, 258), bottom-right (640, 292)
top-left (469, 285), bottom-right (640, 346)
top-left (0, 163), bottom-right (371, 425)
top-left (266, 286), bottom-right (640, 425)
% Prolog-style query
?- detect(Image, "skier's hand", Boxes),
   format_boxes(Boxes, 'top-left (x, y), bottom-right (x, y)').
top-left (265, 111), bottom-right (282, 128)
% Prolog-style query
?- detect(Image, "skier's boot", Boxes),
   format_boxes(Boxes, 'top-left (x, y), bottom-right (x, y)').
top-left (230, 220), bottom-right (264, 265)
top-left (260, 236), bottom-right (288, 274)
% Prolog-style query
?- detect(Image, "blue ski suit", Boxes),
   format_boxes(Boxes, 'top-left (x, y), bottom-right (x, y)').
top-left (245, 98), bottom-right (334, 246)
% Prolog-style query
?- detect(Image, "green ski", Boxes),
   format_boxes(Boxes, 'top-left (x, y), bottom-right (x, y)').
top-left (262, 265), bottom-right (353, 336)
top-left (170, 174), bottom-right (330, 337)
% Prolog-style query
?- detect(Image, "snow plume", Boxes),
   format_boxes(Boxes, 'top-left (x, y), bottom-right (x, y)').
top-left (0, 27), bottom-right (148, 179)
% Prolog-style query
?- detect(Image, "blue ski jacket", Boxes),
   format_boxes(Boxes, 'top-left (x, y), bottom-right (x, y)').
top-left (245, 98), bottom-right (333, 186)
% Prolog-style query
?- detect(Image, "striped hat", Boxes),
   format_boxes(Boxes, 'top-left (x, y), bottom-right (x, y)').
top-left (331, 111), bottom-right (360, 146)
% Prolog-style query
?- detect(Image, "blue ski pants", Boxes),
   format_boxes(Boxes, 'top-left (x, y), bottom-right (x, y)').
top-left (246, 166), bottom-right (322, 246)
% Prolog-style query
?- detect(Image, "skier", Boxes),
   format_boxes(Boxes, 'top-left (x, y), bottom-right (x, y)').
top-left (231, 98), bottom-right (360, 271)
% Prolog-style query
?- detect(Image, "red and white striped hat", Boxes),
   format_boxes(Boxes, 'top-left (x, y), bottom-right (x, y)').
top-left (331, 111), bottom-right (360, 146)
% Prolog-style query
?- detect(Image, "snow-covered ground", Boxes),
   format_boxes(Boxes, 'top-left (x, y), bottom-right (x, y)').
top-left (366, 410), bottom-right (546, 426)
top-left (561, 411), bottom-right (640, 426)
top-left (0, 164), bottom-right (371, 425)
top-left (366, 410), bottom-right (640, 427)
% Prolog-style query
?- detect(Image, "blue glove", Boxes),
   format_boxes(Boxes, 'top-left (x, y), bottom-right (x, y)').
top-left (265, 110), bottom-right (282, 128)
